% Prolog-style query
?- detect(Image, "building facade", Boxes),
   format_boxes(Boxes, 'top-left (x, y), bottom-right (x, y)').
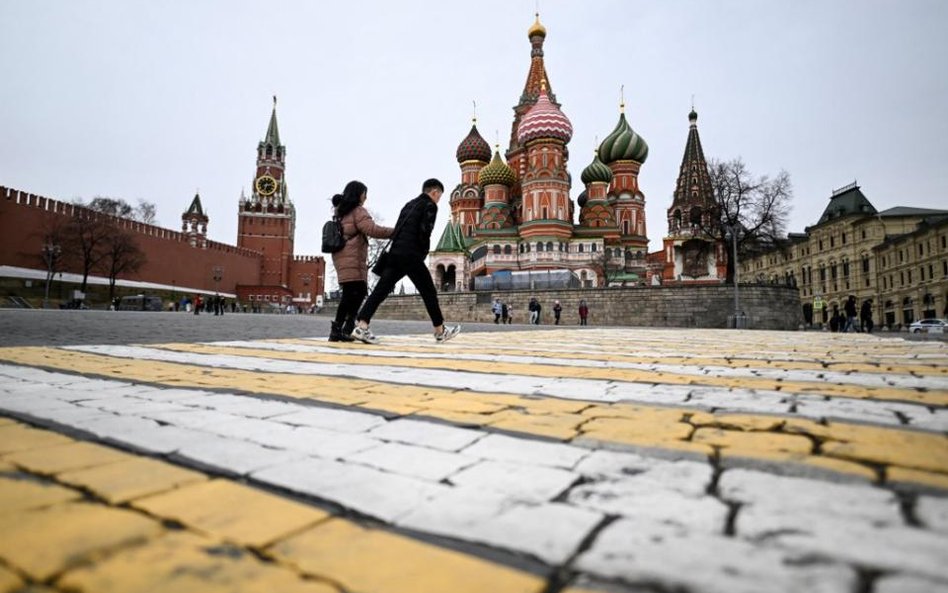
top-left (740, 182), bottom-right (947, 327)
top-left (429, 15), bottom-right (651, 290)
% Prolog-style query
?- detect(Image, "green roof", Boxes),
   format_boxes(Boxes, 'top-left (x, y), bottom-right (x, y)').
top-left (815, 185), bottom-right (875, 226)
top-left (264, 102), bottom-right (281, 146)
top-left (434, 221), bottom-right (467, 253)
top-left (185, 193), bottom-right (205, 217)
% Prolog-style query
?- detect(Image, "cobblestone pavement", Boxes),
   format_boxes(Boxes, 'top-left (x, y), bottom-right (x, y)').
top-left (0, 316), bottom-right (947, 592)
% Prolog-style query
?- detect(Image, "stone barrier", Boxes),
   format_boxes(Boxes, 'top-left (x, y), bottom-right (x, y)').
top-left (369, 284), bottom-right (803, 330)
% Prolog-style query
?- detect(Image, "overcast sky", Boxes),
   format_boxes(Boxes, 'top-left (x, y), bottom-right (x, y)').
top-left (2, 1), bottom-right (946, 287)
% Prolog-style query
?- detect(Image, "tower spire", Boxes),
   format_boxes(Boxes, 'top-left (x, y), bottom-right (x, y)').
top-left (264, 96), bottom-right (281, 146)
top-left (620, 85), bottom-right (625, 114)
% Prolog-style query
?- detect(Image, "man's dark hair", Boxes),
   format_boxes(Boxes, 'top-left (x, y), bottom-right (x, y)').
top-left (422, 178), bottom-right (444, 193)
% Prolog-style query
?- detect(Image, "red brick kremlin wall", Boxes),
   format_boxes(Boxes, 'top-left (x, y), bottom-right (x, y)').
top-left (0, 186), bottom-right (263, 293)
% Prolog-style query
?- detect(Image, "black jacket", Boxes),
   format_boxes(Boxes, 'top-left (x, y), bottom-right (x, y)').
top-left (390, 194), bottom-right (438, 260)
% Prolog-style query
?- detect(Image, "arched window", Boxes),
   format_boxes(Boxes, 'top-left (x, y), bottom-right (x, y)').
top-left (492, 244), bottom-right (501, 254)
top-left (546, 241), bottom-right (554, 252)
top-left (591, 243), bottom-right (597, 252)
top-left (537, 242), bottom-right (544, 252)
top-left (578, 244), bottom-right (584, 253)
top-left (504, 245), bottom-right (512, 255)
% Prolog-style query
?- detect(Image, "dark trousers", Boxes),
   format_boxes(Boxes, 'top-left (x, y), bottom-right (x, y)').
top-left (358, 257), bottom-right (443, 327)
top-left (335, 281), bottom-right (367, 325)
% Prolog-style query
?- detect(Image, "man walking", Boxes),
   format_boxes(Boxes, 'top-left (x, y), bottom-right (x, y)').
top-left (492, 298), bottom-right (502, 324)
top-left (352, 179), bottom-right (461, 344)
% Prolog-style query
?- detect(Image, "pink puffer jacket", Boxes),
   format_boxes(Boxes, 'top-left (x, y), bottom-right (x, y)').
top-left (331, 206), bottom-right (394, 283)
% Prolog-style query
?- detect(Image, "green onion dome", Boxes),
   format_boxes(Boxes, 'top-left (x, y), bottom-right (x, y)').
top-left (456, 123), bottom-right (492, 163)
top-left (576, 190), bottom-right (588, 208)
top-left (478, 148), bottom-right (516, 187)
top-left (598, 111), bottom-right (648, 164)
top-left (580, 151), bottom-right (614, 185)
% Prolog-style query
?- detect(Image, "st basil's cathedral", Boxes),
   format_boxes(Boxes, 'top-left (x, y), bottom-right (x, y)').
top-left (429, 14), bottom-right (726, 289)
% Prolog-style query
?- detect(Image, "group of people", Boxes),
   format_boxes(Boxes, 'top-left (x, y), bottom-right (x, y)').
top-left (328, 178), bottom-right (461, 345)
top-left (491, 297), bottom-right (590, 325)
top-left (828, 295), bottom-right (874, 333)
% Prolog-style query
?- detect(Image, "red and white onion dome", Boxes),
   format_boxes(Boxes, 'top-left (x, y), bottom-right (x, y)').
top-left (516, 84), bottom-right (573, 145)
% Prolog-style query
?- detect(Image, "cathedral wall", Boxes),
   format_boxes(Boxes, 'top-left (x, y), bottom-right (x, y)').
top-left (0, 186), bottom-right (262, 293)
top-left (370, 284), bottom-right (804, 330)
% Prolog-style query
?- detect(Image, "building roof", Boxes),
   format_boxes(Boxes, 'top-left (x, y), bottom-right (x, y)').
top-left (183, 193), bottom-right (206, 219)
top-left (456, 122), bottom-right (492, 164)
top-left (877, 206), bottom-right (948, 217)
top-left (669, 109), bottom-right (713, 211)
top-left (813, 184), bottom-right (876, 227)
top-left (872, 214), bottom-right (948, 250)
top-left (263, 97), bottom-right (281, 147)
top-left (434, 220), bottom-right (468, 253)
top-left (598, 109), bottom-right (648, 164)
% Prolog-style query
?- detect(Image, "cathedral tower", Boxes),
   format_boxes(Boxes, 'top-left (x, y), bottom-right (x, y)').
top-left (452, 119), bottom-right (491, 238)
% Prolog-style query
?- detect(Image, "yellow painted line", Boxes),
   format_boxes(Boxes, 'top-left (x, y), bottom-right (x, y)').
top-left (0, 419), bottom-right (547, 592)
top-left (279, 338), bottom-right (948, 376)
top-left (160, 342), bottom-right (948, 407)
top-left (1, 347), bottom-right (946, 490)
top-left (268, 518), bottom-right (544, 593)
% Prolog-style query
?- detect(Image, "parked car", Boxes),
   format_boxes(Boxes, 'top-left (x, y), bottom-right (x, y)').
top-left (118, 295), bottom-right (163, 312)
top-left (908, 318), bottom-right (947, 334)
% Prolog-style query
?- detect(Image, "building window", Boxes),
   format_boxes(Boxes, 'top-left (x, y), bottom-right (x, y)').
top-left (493, 244), bottom-right (501, 254)
top-left (842, 233), bottom-right (846, 244)
top-left (842, 261), bottom-right (849, 277)
top-left (819, 240), bottom-right (823, 251)
top-left (862, 257), bottom-right (870, 274)
top-left (590, 243), bottom-right (597, 252)
top-left (908, 270), bottom-right (912, 284)
top-left (537, 242), bottom-right (544, 252)
top-left (830, 236), bottom-right (835, 248)
top-left (504, 245), bottom-right (512, 255)
top-left (861, 229), bottom-right (866, 239)
top-left (578, 244), bottom-right (584, 253)
top-left (918, 244), bottom-right (924, 256)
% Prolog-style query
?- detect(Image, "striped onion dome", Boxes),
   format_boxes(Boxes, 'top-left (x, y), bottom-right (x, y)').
top-left (517, 85), bottom-right (573, 144)
top-left (478, 148), bottom-right (516, 187)
top-left (598, 111), bottom-right (648, 164)
top-left (455, 123), bottom-right (492, 163)
top-left (580, 151), bottom-right (614, 185)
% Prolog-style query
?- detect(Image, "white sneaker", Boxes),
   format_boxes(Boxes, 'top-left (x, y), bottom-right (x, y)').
top-left (351, 326), bottom-right (379, 345)
top-left (435, 324), bottom-right (461, 343)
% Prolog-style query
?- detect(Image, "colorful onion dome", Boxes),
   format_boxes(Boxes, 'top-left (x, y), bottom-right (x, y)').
top-left (528, 13), bottom-right (547, 38)
top-left (478, 148), bottom-right (516, 187)
top-left (577, 190), bottom-right (588, 208)
top-left (455, 123), bottom-right (492, 163)
top-left (580, 151), bottom-right (614, 185)
top-left (598, 110), bottom-right (648, 164)
top-left (517, 84), bottom-right (573, 144)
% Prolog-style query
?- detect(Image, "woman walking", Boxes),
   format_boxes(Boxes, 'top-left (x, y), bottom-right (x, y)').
top-left (329, 181), bottom-right (393, 342)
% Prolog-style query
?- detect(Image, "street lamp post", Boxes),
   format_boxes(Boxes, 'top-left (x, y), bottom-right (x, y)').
top-left (42, 242), bottom-right (61, 309)
top-left (724, 223), bottom-right (742, 328)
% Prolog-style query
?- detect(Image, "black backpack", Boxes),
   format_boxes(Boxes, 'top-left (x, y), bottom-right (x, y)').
top-left (321, 217), bottom-right (346, 254)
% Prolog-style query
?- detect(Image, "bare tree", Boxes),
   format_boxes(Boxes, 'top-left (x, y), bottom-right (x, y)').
top-left (703, 158), bottom-right (793, 283)
top-left (62, 196), bottom-right (159, 294)
top-left (98, 229), bottom-right (147, 303)
top-left (62, 210), bottom-right (112, 293)
top-left (590, 246), bottom-right (625, 286)
top-left (365, 209), bottom-right (388, 292)
top-left (85, 196), bottom-right (158, 223)
top-left (35, 218), bottom-right (70, 308)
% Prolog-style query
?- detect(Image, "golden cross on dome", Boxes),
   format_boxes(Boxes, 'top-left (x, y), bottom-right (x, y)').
top-left (620, 84), bottom-right (625, 113)
top-left (472, 100), bottom-right (477, 124)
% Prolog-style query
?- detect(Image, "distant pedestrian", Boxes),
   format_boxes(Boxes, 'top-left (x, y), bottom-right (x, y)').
top-left (507, 304), bottom-right (514, 324)
top-left (829, 305), bottom-right (840, 332)
top-left (193, 295), bottom-right (202, 315)
top-left (492, 298), bottom-right (502, 324)
top-left (528, 298), bottom-right (539, 325)
top-left (553, 300), bottom-right (562, 325)
top-left (860, 299), bottom-right (874, 333)
top-left (352, 178), bottom-right (460, 344)
top-left (844, 295), bottom-right (857, 332)
top-left (578, 299), bottom-right (589, 326)
top-left (501, 301), bottom-right (509, 324)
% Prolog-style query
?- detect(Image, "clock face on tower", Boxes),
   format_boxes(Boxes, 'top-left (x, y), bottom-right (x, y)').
top-left (255, 175), bottom-right (277, 196)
